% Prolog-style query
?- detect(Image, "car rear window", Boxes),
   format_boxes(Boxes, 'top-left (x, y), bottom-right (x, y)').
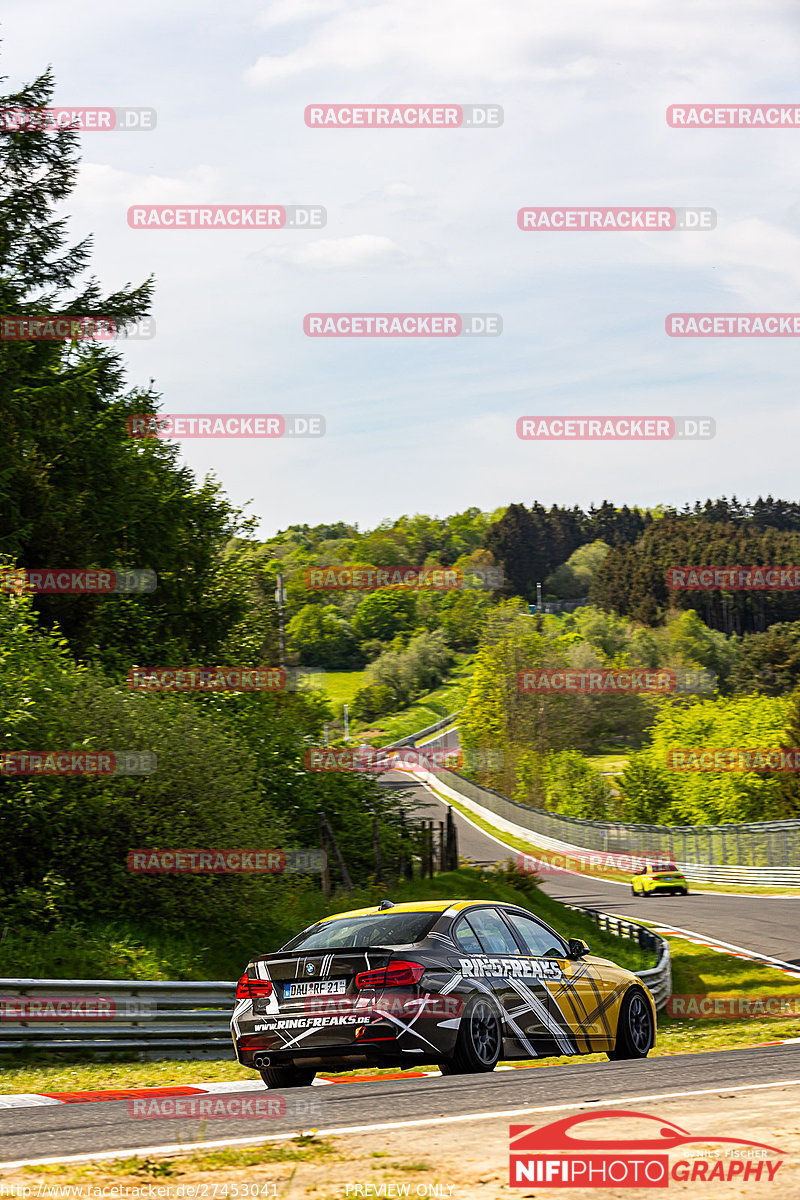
top-left (283, 911), bottom-right (439, 951)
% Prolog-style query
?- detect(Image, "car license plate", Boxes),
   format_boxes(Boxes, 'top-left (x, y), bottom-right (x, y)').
top-left (284, 979), bottom-right (347, 998)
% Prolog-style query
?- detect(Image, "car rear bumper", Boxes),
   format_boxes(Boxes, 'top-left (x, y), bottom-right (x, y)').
top-left (231, 997), bottom-right (459, 1070)
top-left (233, 1037), bottom-right (436, 1072)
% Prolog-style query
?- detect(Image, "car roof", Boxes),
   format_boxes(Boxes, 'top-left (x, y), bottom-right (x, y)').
top-left (317, 899), bottom-right (503, 923)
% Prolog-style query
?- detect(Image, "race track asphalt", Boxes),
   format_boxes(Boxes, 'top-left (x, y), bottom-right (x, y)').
top-left (383, 771), bottom-right (800, 966)
top-left (3, 1043), bottom-right (800, 1165)
top-left (3, 770), bottom-right (798, 1167)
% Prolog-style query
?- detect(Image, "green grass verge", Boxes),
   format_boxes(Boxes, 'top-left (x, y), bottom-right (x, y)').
top-left (354, 654), bottom-right (474, 746)
top-left (310, 669), bottom-right (368, 712)
top-left (585, 752), bottom-right (630, 775)
top-left (0, 865), bottom-right (648, 982)
top-left (655, 935), bottom-right (800, 1052)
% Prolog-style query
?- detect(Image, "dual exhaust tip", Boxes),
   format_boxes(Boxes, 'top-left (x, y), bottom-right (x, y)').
top-left (253, 1053), bottom-right (271, 1068)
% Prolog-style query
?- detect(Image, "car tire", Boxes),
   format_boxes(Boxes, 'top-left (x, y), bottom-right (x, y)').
top-left (607, 986), bottom-right (654, 1060)
top-left (439, 995), bottom-right (502, 1076)
top-left (260, 1065), bottom-right (316, 1088)
top-left (630, 885), bottom-right (637, 896)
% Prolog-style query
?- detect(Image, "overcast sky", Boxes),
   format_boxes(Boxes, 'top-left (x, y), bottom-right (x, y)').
top-left (4, 0), bottom-right (800, 535)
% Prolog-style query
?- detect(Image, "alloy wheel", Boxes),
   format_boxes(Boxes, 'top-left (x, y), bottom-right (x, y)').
top-left (627, 992), bottom-right (652, 1053)
top-left (469, 999), bottom-right (501, 1064)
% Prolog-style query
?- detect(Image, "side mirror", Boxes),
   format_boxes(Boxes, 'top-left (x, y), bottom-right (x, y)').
top-left (568, 938), bottom-right (590, 960)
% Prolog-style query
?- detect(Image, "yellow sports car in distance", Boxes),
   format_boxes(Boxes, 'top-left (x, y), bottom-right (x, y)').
top-left (631, 860), bottom-right (689, 897)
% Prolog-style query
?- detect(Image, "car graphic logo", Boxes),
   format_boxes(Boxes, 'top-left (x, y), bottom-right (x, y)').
top-left (509, 1110), bottom-right (784, 1188)
top-left (305, 964), bottom-right (315, 975)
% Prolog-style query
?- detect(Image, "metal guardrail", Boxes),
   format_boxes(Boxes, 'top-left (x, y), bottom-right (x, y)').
top-left (387, 710), bottom-right (462, 749)
top-left (527, 811), bottom-right (800, 872)
top-left (565, 906), bottom-right (671, 1011)
top-left (418, 761), bottom-right (800, 886)
top-left (0, 912), bottom-right (670, 1054)
top-left (0, 979), bottom-right (236, 1055)
top-left (676, 863), bottom-right (800, 886)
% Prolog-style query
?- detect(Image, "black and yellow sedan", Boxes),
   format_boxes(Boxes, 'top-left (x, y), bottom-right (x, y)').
top-left (231, 899), bottom-right (656, 1088)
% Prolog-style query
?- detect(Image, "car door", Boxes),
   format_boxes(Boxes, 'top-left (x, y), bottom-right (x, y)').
top-left (500, 908), bottom-right (615, 1053)
top-left (451, 905), bottom-right (555, 1055)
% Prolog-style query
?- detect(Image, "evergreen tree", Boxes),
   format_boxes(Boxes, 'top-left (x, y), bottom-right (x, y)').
top-left (0, 67), bottom-right (247, 669)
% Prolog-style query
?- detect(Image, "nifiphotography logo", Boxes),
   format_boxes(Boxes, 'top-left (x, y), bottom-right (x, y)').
top-left (509, 1110), bottom-right (783, 1188)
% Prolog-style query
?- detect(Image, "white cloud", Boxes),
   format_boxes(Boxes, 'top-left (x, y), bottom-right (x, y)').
top-left (257, 234), bottom-right (410, 269)
top-left (74, 163), bottom-right (218, 208)
top-left (4, 0), bottom-right (799, 530)
top-left (257, 0), bottom-right (350, 29)
top-left (382, 182), bottom-right (418, 199)
top-left (246, 0), bottom-right (786, 88)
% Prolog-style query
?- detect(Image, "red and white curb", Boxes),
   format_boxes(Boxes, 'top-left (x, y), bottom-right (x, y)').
top-left (2, 1051), bottom-right (799, 1112)
top-left (0, 1080), bottom-right (266, 1110)
top-left (0, 1064), bottom-right (542, 1110)
top-left (647, 923), bottom-right (800, 978)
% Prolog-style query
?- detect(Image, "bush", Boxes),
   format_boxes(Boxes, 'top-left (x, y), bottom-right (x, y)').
top-left (352, 590), bottom-right (417, 643)
top-left (350, 683), bottom-right (396, 721)
top-left (541, 749), bottom-right (614, 819)
top-left (287, 604), bottom-right (360, 668)
top-left (365, 629), bottom-right (454, 708)
top-left (618, 694), bottom-right (790, 823)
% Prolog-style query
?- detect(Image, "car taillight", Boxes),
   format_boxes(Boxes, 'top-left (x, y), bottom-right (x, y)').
top-left (236, 974), bottom-right (273, 999)
top-left (355, 961), bottom-right (424, 989)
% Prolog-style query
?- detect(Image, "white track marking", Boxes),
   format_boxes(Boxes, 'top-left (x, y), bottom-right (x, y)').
top-left (398, 770), bottom-right (630, 888)
top-left (0, 1095), bottom-right (63, 1109)
top-left (646, 923), bottom-right (800, 975)
top-left (5, 1074), bottom-right (800, 1169)
top-left (188, 1081), bottom-right (264, 1094)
